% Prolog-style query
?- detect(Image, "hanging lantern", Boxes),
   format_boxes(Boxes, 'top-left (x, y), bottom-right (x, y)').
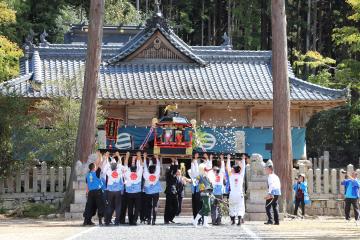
top-left (105, 118), bottom-right (121, 141)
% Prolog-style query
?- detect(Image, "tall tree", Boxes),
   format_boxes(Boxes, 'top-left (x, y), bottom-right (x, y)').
top-left (62, 0), bottom-right (105, 211)
top-left (271, 0), bottom-right (293, 212)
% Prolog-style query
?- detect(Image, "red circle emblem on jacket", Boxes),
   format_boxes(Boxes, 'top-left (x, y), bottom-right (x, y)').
top-left (111, 171), bottom-right (119, 179)
top-left (149, 174), bottom-right (156, 182)
top-left (215, 175), bottom-right (221, 182)
top-left (130, 172), bottom-right (138, 180)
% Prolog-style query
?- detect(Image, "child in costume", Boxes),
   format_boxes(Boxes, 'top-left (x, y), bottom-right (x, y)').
top-left (227, 154), bottom-right (246, 226)
top-left (143, 154), bottom-right (162, 225)
top-left (192, 163), bottom-right (213, 228)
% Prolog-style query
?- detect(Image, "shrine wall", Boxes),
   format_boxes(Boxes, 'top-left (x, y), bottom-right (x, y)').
top-left (103, 103), bottom-right (313, 127)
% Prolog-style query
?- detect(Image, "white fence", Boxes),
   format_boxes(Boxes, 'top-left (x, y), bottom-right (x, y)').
top-left (0, 162), bottom-right (71, 209)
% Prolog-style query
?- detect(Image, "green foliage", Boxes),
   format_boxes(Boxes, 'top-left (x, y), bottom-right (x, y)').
top-left (22, 203), bottom-right (57, 218)
top-left (0, 94), bottom-right (33, 178)
top-left (193, 127), bottom-right (208, 149)
top-left (0, 36), bottom-right (23, 82)
top-left (104, 0), bottom-right (140, 25)
top-left (0, 1), bottom-right (23, 82)
top-left (305, 0), bottom-right (360, 165)
top-left (0, 1), bottom-right (16, 24)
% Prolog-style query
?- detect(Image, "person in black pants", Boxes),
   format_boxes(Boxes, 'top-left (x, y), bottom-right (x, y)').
top-left (176, 169), bottom-right (185, 216)
top-left (104, 161), bottom-right (123, 226)
top-left (83, 163), bottom-right (105, 226)
top-left (124, 155), bottom-right (143, 225)
top-left (264, 161), bottom-right (281, 225)
top-left (164, 159), bottom-right (179, 224)
top-left (143, 156), bottom-right (162, 225)
top-left (341, 171), bottom-right (360, 221)
top-left (119, 192), bottom-right (127, 224)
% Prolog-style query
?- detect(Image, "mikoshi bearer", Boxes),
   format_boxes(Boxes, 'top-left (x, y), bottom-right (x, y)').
top-left (226, 154), bottom-right (246, 226)
top-left (143, 154), bottom-right (162, 225)
top-left (83, 160), bottom-right (105, 226)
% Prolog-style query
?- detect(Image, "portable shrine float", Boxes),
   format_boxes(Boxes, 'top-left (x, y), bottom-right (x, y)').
top-left (98, 111), bottom-right (195, 158)
top-left (152, 112), bottom-right (194, 157)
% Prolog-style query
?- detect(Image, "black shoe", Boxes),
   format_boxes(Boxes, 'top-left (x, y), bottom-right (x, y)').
top-left (129, 222), bottom-right (137, 226)
top-left (164, 221), bottom-right (170, 224)
top-left (264, 221), bottom-right (273, 225)
top-left (274, 222), bottom-right (280, 225)
top-left (170, 220), bottom-right (175, 224)
top-left (98, 218), bottom-right (103, 226)
top-left (231, 217), bottom-right (235, 225)
top-left (237, 216), bottom-right (242, 226)
top-left (114, 222), bottom-right (120, 226)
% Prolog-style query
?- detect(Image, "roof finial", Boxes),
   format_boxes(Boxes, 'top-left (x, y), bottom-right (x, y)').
top-left (154, 0), bottom-right (162, 17)
top-left (40, 29), bottom-right (49, 47)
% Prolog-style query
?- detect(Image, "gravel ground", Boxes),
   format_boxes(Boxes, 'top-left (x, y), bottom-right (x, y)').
top-left (0, 216), bottom-right (359, 240)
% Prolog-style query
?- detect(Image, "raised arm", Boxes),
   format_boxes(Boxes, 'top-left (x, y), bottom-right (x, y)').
top-left (155, 155), bottom-right (161, 176)
top-left (219, 154), bottom-right (225, 174)
top-left (239, 158), bottom-right (246, 178)
top-left (226, 154), bottom-right (232, 176)
top-left (191, 158), bottom-right (199, 178)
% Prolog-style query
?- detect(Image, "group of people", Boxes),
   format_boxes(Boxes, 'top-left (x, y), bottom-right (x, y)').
top-left (83, 151), bottom-right (164, 226)
top-left (83, 150), bottom-right (360, 227)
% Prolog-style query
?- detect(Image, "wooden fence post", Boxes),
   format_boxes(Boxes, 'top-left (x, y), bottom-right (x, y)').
top-left (50, 167), bottom-right (55, 193)
top-left (58, 167), bottom-right (64, 192)
top-left (7, 175), bottom-right (14, 193)
top-left (15, 169), bottom-right (21, 193)
top-left (323, 168), bottom-right (329, 194)
top-left (315, 168), bottom-right (321, 193)
top-left (24, 168), bottom-right (30, 192)
top-left (41, 162), bottom-right (47, 193)
top-left (307, 168), bottom-right (313, 194)
top-left (33, 167), bottom-right (38, 193)
top-left (0, 178), bottom-right (4, 194)
top-left (339, 169), bottom-right (345, 194)
top-left (347, 164), bottom-right (354, 175)
top-left (66, 166), bottom-right (71, 190)
top-left (331, 169), bottom-right (337, 194)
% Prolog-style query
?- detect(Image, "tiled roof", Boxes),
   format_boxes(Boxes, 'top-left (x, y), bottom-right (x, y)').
top-left (0, 10), bottom-right (348, 103)
top-left (0, 48), bottom-right (348, 102)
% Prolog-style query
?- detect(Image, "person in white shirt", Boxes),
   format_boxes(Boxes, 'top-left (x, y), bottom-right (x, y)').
top-left (143, 154), bottom-right (162, 225)
top-left (103, 157), bottom-right (125, 226)
top-left (264, 160), bottom-right (281, 225)
top-left (124, 153), bottom-right (143, 225)
top-left (227, 154), bottom-right (246, 226)
top-left (190, 153), bottom-right (202, 222)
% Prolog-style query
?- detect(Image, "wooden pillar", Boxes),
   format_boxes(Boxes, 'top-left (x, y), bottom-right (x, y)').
top-left (247, 106), bottom-right (253, 126)
top-left (271, 0), bottom-right (293, 211)
top-left (196, 105), bottom-right (201, 123)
